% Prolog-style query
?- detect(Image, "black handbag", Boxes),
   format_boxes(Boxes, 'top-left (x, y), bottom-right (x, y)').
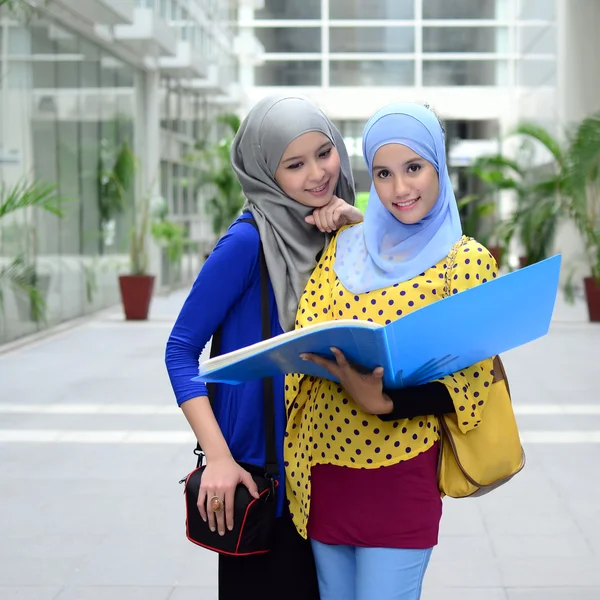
top-left (180, 216), bottom-right (279, 556)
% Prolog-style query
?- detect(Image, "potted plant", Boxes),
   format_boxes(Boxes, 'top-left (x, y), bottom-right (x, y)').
top-left (508, 124), bottom-right (570, 269)
top-left (458, 194), bottom-right (500, 255)
top-left (566, 111), bottom-right (600, 321)
top-left (0, 179), bottom-right (63, 323)
top-left (512, 185), bottom-right (563, 269)
top-left (97, 139), bottom-right (154, 321)
top-left (187, 113), bottom-right (245, 244)
top-left (151, 197), bottom-right (188, 289)
top-left (98, 139), bottom-right (136, 253)
top-left (118, 187), bottom-right (156, 321)
top-left (470, 127), bottom-right (569, 270)
top-left (463, 154), bottom-right (523, 265)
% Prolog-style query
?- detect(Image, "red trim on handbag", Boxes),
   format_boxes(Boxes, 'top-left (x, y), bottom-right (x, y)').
top-left (183, 468), bottom-right (279, 557)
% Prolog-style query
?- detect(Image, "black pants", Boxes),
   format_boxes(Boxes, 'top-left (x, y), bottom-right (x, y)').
top-left (218, 511), bottom-right (320, 600)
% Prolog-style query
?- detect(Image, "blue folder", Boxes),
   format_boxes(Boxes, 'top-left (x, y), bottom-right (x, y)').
top-left (196, 255), bottom-right (561, 388)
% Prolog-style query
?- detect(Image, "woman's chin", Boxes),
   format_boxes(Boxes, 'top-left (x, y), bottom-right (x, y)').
top-left (300, 193), bottom-right (334, 209)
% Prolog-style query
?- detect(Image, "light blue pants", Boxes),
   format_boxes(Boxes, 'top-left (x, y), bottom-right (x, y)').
top-left (310, 540), bottom-right (433, 600)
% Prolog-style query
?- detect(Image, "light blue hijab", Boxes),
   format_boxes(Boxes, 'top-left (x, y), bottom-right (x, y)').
top-left (334, 103), bottom-right (462, 294)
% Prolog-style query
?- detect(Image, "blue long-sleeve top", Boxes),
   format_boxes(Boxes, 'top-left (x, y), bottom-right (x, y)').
top-left (165, 213), bottom-right (287, 516)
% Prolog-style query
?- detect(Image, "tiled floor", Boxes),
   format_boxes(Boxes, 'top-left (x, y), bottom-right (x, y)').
top-left (0, 290), bottom-right (598, 600)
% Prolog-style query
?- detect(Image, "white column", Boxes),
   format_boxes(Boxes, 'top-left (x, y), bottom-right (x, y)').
top-left (414, 0), bottom-right (422, 89)
top-left (555, 0), bottom-right (568, 134)
top-left (322, 0), bottom-right (329, 88)
top-left (136, 69), bottom-right (162, 279)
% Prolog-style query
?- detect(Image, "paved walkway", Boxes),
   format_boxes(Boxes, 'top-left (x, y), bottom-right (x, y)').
top-left (0, 289), bottom-right (599, 600)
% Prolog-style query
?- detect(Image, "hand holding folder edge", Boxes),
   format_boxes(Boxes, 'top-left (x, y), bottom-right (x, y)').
top-left (195, 255), bottom-right (562, 389)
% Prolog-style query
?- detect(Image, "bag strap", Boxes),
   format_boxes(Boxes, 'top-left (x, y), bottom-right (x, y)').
top-left (195, 215), bottom-right (278, 478)
top-left (442, 235), bottom-right (472, 299)
top-left (442, 236), bottom-right (511, 396)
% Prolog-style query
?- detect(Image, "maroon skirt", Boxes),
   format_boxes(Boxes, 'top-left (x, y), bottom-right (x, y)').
top-left (308, 444), bottom-right (442, 549)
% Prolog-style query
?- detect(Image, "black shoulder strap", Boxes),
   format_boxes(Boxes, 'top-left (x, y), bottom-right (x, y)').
top-left (196, 215), bottom-right (278, 477)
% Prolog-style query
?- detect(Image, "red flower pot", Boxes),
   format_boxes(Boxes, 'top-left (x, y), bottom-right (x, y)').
top-left (519, 256), bottom-right (529, 269)
top-left (118, 275), bottom-right (155, 320)
top-left (488, 246), bottom-right (503, 266)
top-left (584, 277), bottom-right (600, 323)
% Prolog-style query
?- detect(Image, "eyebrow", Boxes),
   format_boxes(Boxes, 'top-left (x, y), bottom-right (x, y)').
top-left (281, 141), bottom-right (332, 164)
top-left (372, 157), bottom-right (423, 170)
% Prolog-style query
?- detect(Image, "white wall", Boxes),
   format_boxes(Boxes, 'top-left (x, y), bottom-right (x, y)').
top-left (545, 0), bottom-right (600, 288)
top-left (243, 85), bottom-right (515, 123)
top-left (557, 0), bottom-right (600, 127)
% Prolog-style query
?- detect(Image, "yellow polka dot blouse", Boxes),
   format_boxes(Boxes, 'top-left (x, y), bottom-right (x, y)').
top-left (285, 231), bottom-right (499, 538)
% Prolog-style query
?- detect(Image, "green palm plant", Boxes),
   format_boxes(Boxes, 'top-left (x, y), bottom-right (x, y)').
top-left (463, 155), bottom-right (523, 262)
top-left (0, 180), bottom-right (63, 322)
top-left (151, 198), bottom-right (187, 266)
top-left (98, 139), bottom-right (136, 253)
top-left (565, 112), bottom-right (600, 281)
top-left (457, 193), bottom-right (497, 248)
top-left (509, 122), bottom-right (571, 217)
top-left (189, 113), bottom-right (245, 236)
top-left (470, 125), bottom-right (569, 268)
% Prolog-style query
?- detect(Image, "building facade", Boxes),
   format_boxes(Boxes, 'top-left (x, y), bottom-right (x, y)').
top-left (0, 0), bottom-right (259, 343)
top-left (239, 0), bottom-right (556, 198)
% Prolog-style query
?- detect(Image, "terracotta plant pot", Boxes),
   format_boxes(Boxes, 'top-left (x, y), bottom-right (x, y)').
top-left (488, 246), bottom-right (503, 267)
top-left (118, 274), bottom-right (155, 320)
top-left (584, 277), bottom-right (600, 323)
top-left (519, 256), bottom-right (529, 269)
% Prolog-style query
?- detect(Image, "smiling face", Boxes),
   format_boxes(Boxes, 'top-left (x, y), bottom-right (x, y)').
top-left (372, 143), bottom-right (440, 225)
top-left (274, 131), bottom-right (341, 208)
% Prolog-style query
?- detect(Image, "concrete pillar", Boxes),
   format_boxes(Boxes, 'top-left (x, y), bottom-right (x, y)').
top-left (135, 68), bottom-right (162, 279)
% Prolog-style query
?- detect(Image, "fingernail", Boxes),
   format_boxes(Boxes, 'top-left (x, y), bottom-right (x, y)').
top-left (219, 531), bottom-right (224, 536)
top-left (300, 354), bottom-right (308, 360)
top-left (210, 527), bottom-right (215, 532)
top-left (228, 525), bottom-right (233, 531)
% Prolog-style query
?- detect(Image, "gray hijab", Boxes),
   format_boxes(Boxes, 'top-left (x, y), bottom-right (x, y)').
top-left (231, 94), bottom-right (355, 332)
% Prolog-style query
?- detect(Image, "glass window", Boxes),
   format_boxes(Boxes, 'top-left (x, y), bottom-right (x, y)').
top-left (518, 60), bottom-right (556, 86)
top-left (81, 121), bottom-right (101, 256)
top-left (330, 0), bottom-right (413, 19)
top-left (8, 26), bottom-right (31, 54)
top-left (330, 60), bottom-right (414, 86)
top-left (254, 61), bottom-right (321, 86)
top-left (256, 0), bottom-right (321, 19)
top-left (32, 120), bottom-right (61, 257)
top-left (519, 0), bottom-right (555, 20)
top-left (57, 33), bottom-right (80, 89)
top-left (159, 0), bottom-right (169, 20)
top-left (423, 27), bottom-right (507, 53)
top-left (182, 166), bottom-right (192, 215)
top-left (57, 120), bottom-right (82, 255)
top-left (52, 23), bottom-right (80, 93)
top-left (423, 60), bottom-right (505, 86)
top-left (116, 60), bottom-right (135, 88)
top-left (423, 0), bottom-right (498, 19)
top-left (80, 39), bottom-right (100, 88)
top-left (172, 164), bottom-right (181, 215)
top-left (32, 62), bottom-right (55, 89)
top-left (31, 22), bottom-right (54, 54)
top-left (254, 27), bottom-right (321, 53)
top-left (518, 26), bottom-right (555, 54)
top-left (330, 27), bottom-right (414, 53)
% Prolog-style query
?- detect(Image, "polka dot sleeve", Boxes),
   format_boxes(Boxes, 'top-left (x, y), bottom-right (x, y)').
top-left (435, 239), bottom-right (499, 434)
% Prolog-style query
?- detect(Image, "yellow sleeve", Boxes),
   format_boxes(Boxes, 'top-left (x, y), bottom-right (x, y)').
top-left (436, 240), bottom-right (499, 433)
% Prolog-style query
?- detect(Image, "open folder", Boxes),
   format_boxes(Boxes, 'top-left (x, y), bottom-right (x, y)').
top-left (195, 255), bottom-right (561, 389)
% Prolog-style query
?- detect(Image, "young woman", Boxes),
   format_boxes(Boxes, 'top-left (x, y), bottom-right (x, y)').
top-left (165, 94), bottom-right (361, 600)
top-left (285, 102), bottom-right (499, 600)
